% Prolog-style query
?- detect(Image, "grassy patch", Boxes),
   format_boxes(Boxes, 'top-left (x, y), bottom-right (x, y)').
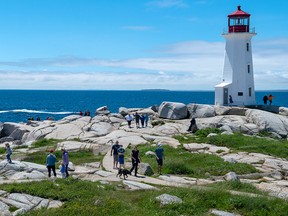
top-left (207, 181), bottom-right (267, 195)
top-left (0, 147), bottom-right (5, 154)
top-left (31, 138), bottom-right (59, 149)
top-left (174, 132), bottom-right (288, 159)
top-left (137, 145), bottom-right (257, 178)
top-left (23, 149), bottom-right (103, 166)
top-left (0, 179), bottom-right (287, 216)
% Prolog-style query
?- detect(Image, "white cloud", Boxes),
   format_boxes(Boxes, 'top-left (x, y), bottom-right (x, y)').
top-left (0, 38), bottom-right (287, 90)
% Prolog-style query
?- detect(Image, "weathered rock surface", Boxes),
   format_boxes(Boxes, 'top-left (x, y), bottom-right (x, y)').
top-left (158, 102), bottom-right (188, 120)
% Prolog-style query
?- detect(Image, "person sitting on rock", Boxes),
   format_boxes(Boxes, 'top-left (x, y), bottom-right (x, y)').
top-left (187, 117), bottom-right (197, 133)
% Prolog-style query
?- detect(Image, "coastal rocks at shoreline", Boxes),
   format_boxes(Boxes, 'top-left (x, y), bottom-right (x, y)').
top-left (0, 103), bottom-right (288, 147)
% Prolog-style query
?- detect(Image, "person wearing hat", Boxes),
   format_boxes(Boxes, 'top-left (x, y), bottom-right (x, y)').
top-left (46, 149), bottom-right (57, 178)
top-left (155, 143), bottom-right (165, 175)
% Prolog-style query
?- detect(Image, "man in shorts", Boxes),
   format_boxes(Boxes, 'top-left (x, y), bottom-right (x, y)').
top-left (155, 143), bottom-right (165, 175)
top-left (117, 144), bottom-right (126, 169)
top-left (111, 140), bottom-right (120, 169)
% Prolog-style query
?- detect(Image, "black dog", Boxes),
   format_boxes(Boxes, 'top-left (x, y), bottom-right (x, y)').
top-left (116, 168), bottom-right (131, 180)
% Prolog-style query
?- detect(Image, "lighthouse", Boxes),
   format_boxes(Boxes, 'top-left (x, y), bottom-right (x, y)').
top-left (215, 6), bottom-right (256, 106)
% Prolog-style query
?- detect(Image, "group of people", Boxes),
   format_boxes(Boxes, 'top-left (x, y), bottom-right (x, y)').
top-left (125, 113), bottom-right (149, 129)
top-left (263, 94), bottom-right (274, 105)
top-left (111, 141), bottom-right (165, 176)
top-left (79, 110), bottom-right (91, 116)
top-left (46, 148), bottom-right (70, 179)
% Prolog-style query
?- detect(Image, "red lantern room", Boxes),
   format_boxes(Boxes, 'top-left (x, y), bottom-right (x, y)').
top-left (228, 6), bottom-right (250, 33)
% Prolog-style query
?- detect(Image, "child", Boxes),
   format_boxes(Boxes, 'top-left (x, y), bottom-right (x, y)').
top-left (59, 161), bottom-right (66, 178)
top-left (5, 143), bottom-right (12, 163)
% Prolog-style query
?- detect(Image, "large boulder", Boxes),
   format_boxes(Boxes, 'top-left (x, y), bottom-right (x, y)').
top-left (158, 102), bottom-right (188, 120)
top-left (279, 107), bottom-right (288, 116)
top-left (245, 109), bottom-right (288, 138)
top-left (187, 104), bottom-right (215, 118)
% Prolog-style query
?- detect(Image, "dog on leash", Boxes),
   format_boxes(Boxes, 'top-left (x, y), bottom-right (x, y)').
top-left (116, 168), bottom-right (131, 180)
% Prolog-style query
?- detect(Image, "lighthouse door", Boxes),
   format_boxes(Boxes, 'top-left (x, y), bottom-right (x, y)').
top-left (223, 88), bottom-right (228, 105)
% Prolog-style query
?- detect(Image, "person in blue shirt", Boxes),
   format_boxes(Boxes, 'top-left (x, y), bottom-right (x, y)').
top-left (46, 149), bottom-right (57, 178)
top-left (155, 143), bottom-right (165, 175)
top-left (117, 144), bottom-right (126, 169)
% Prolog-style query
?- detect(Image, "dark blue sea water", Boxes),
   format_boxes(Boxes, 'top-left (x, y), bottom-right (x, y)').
top-left (0, 90), bottom-right (287, 123)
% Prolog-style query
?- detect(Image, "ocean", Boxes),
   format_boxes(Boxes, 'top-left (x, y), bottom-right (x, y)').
top-left (0, 90), bottom-right (287, 123)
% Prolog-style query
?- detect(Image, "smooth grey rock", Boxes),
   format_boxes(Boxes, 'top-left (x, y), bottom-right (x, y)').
top-left (279, 107), bottom-right (288, 116)
top-left (0, 200), bottom-right (9, 212)
top-left (224, 172), bottom-right (238, 181)
top-left (0, 137), bottom-right (14, 143)
top-left (123, 180), bottom-right (157, 190)
top-left (9, 170), bottom-right (46, 180)
top-left (155, 194), bottom-right (183, 205)
top-left (187, 104), bottom-right (215, 118)
top-left (158, 102), bottom-right (188, 120)
top-left (245, 109), bottom-right (288, 138)
top-left (138, 163), bottom-right (154, 176)
top-left (89, 122), bottom-right (115, 137)
top-left (56, 141), bottom-right (93, 152)
top-left (210, 209), bottom-right (240, 216)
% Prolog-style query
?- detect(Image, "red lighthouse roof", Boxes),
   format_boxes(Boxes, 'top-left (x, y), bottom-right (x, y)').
top-left (228, 6), bottom-right (250, 17)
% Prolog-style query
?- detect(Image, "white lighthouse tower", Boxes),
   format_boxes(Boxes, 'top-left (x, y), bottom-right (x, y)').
top-left (215, 6), bottom-right (256, 106)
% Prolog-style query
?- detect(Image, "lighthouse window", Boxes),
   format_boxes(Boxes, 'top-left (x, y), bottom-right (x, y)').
top-left (249, 88), bottom-right (252, 96)
top-left (246, 43), bottom-right (249, 51)
top-left (247, 65), bottom-right (250, 73)
top-left (238, 92), bottom-right (243, 96)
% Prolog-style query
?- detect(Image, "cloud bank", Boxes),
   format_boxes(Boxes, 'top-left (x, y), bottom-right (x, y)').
top-left (0, 39), bottom-right (287, 90)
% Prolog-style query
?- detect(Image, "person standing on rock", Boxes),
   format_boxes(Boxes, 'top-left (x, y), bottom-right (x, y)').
top-left (134, 112), bottom-right (140, 128)
top-left (155, 143), bottom-right (165, 175)
top-left (111, 140), bottom-right (120, 169)
top-left (5, 143), bottom-right (13, 164)
top-left (46, 149), bottom-right (57, 178)
top-left (61, 148), bottom-right (69, 178)
top-left (117, 144), bottom-right (125, 169)
top-left (140, 114), bottom-right (145, 128)
top-left (130, 146), bottom-right (141, 177)
top-left (145, 113), bottom-right (149, 127)
top-left (125, 113), bottom-right (134, 128)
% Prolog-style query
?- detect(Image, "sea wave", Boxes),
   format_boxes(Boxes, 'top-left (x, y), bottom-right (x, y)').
top-left (0, 109), bottom-right (74, 115)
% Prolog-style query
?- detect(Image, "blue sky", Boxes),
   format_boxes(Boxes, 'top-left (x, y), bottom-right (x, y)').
top-left (0, 0), bottom-right (287, 90)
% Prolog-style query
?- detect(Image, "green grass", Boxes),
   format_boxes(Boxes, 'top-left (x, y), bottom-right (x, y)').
top-left (174, 131), bottom-right (288, 159)
top-left (137, 145), bottom-right (257, 178)
top-left (23, 138), bottom-right (103, 165)
top-left (23, 149), bottom-right (103, 166)
top-left (206, 181), bottom-right (267, 195)
top-left (0, 147), bottom-right (5, 154)
top-left (31, 138), bottom-right (60, 149)
top-left (0, 179), bottom-right (287, 216)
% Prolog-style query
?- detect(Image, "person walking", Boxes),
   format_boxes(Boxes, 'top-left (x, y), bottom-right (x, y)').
top-left (155, 143), bottom-right (165, 175)
top-left (125, 113), bottom-right (134, 128)
top-left (61, 148), bottom-right (69, 178)
top-left (5, 143), bottom-right (13, 164)
top-left (46, 149), bottom-right (57, 178)
top-left (117, 144), bottom-right (125, 169)
top-left (130, 146), bottom-right (141, 177)
top-left (111, 140), bottom-right (120, 169)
